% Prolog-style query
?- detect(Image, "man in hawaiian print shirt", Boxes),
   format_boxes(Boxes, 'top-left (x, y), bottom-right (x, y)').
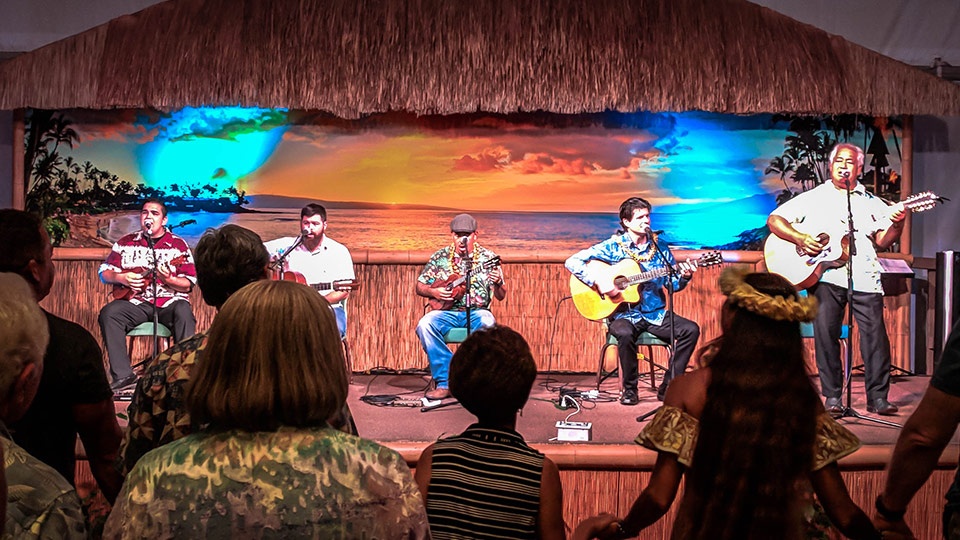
top-left (415, 214), bottom-right (506, 400)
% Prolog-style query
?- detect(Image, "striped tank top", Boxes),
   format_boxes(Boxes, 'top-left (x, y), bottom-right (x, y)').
top-left (425, 425), bottom-right (545, 539)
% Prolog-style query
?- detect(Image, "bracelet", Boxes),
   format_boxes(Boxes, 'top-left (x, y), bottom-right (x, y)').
top-left (615, 521), bottom-right (635, 539)
top-left (875, 494), bottom-right (906, 522)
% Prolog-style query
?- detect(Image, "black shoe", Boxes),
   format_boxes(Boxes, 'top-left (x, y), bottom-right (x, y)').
top-left (620, 388), bottom-right (639, 406)
top-left (656, 384), bottom-right (669, 402)
top-left (824, 397), bottom-right (843, 414)
top-left (110, 375), bottom-right (138, 392)
top-left (866, 398), bottom-right (899, 416)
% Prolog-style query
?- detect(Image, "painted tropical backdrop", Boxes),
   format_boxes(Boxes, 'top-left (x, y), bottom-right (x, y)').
top-left (22, 108), bottom-right (903, 252)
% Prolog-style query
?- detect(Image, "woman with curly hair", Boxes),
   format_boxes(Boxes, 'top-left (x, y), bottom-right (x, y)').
top-left (576, 268), bottom-right (884, 540)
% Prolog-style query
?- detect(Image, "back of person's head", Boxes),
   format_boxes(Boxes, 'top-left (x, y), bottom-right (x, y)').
top-left (0, 273), bottom-right (49, 421)
top-left (0, 209), bottom-right (45, 276)
top-left (185, 280), bottom-right (348, 432)
top-left (686, 267), bottom-right (820, 539)
top-left (194, 225), bottom-right (270, 309)
top-left (449, 325), bottom-right (537, 425)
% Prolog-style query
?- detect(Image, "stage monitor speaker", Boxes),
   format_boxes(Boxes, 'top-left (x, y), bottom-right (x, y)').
top-left (934, 250), bottom-right (960, 364)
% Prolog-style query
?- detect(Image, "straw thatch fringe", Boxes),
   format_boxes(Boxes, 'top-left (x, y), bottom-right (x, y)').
top-left (2, 0), bottom-right (958, 115)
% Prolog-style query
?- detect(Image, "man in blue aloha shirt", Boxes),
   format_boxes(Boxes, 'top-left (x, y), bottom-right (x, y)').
top-left (416, 214), bottom-right (506, 400)
top-left (566, 197), bottom-right (700, 406)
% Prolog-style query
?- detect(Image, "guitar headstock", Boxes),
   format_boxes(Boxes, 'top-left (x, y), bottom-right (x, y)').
top-left (332, 279), bottom-right (360, 291)
top-left (697, 250), bottom-right (724, 267)
top-left (903, 191), bottom-right (945, 213)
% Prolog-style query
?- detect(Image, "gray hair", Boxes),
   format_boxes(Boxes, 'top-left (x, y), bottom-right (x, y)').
top-left (0, 273), bottom-right (48, 398)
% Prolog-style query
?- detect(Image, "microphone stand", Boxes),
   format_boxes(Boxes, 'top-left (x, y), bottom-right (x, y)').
top-left (460, 236), bottom-right (474, 337)
top-left (834, 177), bottom-right (900, 428)
top-left (637, 230), bottom-right (676, 422)
top-left (270, 233), bottom-right (305, 279)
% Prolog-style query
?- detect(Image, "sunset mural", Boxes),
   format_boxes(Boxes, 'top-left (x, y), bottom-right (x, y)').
top-left (37, 108), bottom-right (903, 252)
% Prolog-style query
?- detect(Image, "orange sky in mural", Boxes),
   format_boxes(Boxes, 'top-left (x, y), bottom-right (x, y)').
top-left (250, 127), bottom-right (663, 212)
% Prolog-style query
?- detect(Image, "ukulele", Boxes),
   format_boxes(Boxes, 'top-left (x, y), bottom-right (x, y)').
top-left (111, 254), bottom-right (189, 300)
top-left (276, 271), bottom-right (360, 292)
top-left (427, 256), bottom-right (502, 311)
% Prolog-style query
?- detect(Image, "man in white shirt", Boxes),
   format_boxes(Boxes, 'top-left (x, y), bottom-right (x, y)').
top-left (265, 204), bottom-right (356, 337)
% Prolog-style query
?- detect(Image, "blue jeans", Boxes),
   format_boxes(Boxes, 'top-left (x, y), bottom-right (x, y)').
top-left (416, 309), bottom-right (495, 388)
top-left (332, 305), bottom-right (346, 338)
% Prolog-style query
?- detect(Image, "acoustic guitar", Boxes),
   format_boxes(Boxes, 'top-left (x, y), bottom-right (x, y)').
top-left (569, 251), bottom-right (723, 321)
top-left (277, 270), bottom-right (360, 292)
top-left (763, 191), bottom-right (943, 289)
top-left (426, 256), bottom-right (502, 311)
top-left (111, 254), bottom-right (189, 300)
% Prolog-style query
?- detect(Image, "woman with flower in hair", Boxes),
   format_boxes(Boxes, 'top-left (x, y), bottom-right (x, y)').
top-left (575, 268), bottom-right (885, 540)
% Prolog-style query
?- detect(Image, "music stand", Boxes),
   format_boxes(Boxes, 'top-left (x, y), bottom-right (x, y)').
top-left (637, 229), bottom-right (676, 422)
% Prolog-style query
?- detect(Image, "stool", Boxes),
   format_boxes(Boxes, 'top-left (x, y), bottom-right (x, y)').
top-left (443, 327), bottom-right (469, 344)
top-left (598, 327), bottom-right (672, 391)
top-left (126, 321), bottom-right (173, 369)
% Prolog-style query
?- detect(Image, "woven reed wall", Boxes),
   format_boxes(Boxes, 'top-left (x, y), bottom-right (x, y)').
top-left (44, 255), bottom-right (915, 375)
top-left (3, 0), bottom-right (960, 115)
top-left (74, 462), bottom-right (955, 539)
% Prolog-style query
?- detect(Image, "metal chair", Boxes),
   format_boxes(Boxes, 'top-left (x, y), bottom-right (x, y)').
top-left (597, 321), bottom-right (672, 391)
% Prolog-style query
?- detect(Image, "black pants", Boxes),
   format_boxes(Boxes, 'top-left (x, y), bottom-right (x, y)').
top-left (811, 282), bottom-right (892, 401)
top-left (98, 299), bottom-right (196, 381)
top-left (609, 314), bottom-right (700, 395)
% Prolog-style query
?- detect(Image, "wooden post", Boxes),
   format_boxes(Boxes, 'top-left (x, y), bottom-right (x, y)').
top-left (12, 109), bottom-right (24, 209)
top-left (900, 115), bottom-right (913, 255)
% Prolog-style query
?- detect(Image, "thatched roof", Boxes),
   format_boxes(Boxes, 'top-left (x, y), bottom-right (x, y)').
top-left (2, 0), bottom-right (959, 116)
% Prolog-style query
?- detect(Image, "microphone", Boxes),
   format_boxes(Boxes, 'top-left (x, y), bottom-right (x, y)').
top-left (143, 219), bottom-right (153, 230)
top-left (301, 228), bottom-right (310, 237)
top-left (842, 171), bottom-right (851, 178)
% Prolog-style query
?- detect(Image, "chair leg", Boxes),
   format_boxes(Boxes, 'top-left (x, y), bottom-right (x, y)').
top-left (641, 345), bottom-right (657, 390)
top-left (597, 343), bottom-right (618, 389)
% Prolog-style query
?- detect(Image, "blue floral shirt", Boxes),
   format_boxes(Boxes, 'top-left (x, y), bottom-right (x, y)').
top-left (565, 232), bottom-right (689, 325)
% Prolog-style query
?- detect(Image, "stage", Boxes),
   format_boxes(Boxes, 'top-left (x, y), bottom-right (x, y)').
top-left (102, 370), bottom-right (960, 537)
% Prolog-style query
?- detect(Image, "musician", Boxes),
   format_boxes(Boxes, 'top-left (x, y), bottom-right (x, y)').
top-left (565, 197), bottom-right (700, 406)
top-left (767, 142), bottom-right (905, 416)
top-left (415, 214), bottom-right (506, 400)
top-left (264, 203), bottom-right (355, 337)
top-left (98, 198), bottom-right (196, 391)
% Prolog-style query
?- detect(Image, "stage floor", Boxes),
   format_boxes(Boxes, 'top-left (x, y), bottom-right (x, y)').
top-left (346, 370), bottom-right (957, 464)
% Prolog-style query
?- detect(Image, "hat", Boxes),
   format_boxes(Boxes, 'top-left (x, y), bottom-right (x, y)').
top-left (450, 213), bottom-right (477, 233)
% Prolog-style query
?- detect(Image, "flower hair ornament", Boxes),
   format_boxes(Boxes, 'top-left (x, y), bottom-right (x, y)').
top-left (718, 266), bottom-right (818, 322)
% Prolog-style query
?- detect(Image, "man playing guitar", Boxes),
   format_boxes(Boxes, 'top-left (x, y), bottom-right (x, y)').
top-left (415, 214), bottom-right (506, 400)
top-left (98, 198), bottom-right (196, 390)
top-left (767, 142), bottom-right (905, 416)
top-left (265, 203), bottom-right (356, 337)
top-left (565, 197), bottom-right (700, 406)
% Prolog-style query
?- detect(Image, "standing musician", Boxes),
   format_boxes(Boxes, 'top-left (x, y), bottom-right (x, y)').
top-left (767, 142), bottom-right (905, 416)
top-left (415, 214), bottom-right (506, 400)
top-left (565, 197), bottom-right (700, 406)
top-left (98, 198), bottom-right (196, 391)
top-left (264, 203), bottom-right (355, 337)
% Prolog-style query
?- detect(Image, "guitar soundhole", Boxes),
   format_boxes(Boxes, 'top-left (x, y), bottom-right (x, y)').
top-left (613, 276), bottom-right (629, 289)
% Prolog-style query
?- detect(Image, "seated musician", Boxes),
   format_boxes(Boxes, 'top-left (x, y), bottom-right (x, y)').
top-left (565, 197), bottom-right (700, 406)
top-left (98, 198), bottom-right (196, 391)
top-left (265, 203), bottom-right (355, 337)
top-left (415, 214), bottom-right (506, 400)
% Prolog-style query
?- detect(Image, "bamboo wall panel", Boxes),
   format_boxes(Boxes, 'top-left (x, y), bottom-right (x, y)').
top-left (43, 257), bottom-right (916, 376)
top-left (556, 468), bottom-right (953, 539)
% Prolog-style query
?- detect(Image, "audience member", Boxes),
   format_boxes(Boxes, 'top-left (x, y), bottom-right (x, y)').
top-left (0, 273), bottom-right (86, 538)
top-left (104, 280), bottom-right (428, 538)
top-left (875, 319), bottom-right (960, 539)
top-left (414, 325), bottom-right (565, 539)
top-left (577, 268), bottom-right (882, 539)
top-left (0, 209), bottom-right (123, 502)
top-left (119, 224), bottom-right (356, 475)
